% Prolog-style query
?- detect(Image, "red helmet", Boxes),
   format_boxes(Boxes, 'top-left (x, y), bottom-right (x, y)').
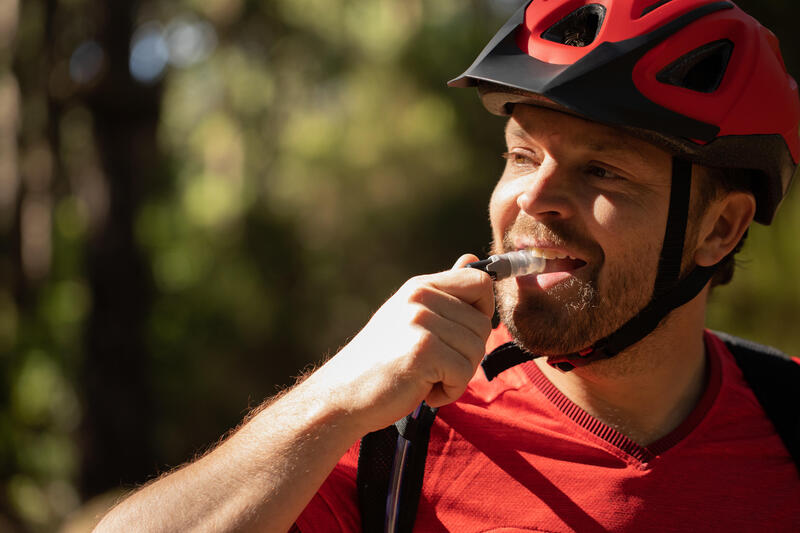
top-left (451, 1), bottom-right (800, 370)
top-left (449, 0), bottom-right (800, 224)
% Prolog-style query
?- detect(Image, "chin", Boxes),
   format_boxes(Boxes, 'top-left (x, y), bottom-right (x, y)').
top-left (496, 278), bottom-right (604, 354)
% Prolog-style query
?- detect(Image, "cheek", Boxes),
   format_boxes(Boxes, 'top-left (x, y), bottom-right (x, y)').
top-left (590, 193), bottom-right (666, 278)
top-left (489, 179), bottom-right (520, 241)
top-left (591, 195), bottom-right (616, 227)
top-left (591, 192), bottom-right (664, 239)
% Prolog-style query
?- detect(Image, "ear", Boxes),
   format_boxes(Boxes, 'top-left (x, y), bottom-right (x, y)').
top-left (694, 191), bottom-right (756, 267)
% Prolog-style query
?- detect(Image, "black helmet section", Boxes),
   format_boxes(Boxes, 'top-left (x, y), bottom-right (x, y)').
top-left (452, 0), bottom-right (798, 225)
top-left (477, 80), bottom-right (793, 225)
top-left (448, 1), bottom-right (731, 142)
top-left (449, 2), bottom-right (750, 373)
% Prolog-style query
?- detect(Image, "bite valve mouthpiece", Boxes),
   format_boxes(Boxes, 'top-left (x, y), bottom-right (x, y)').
top-left (467, 250), bottom-right (546, 281)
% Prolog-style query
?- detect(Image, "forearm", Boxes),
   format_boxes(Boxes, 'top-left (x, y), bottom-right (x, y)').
top-left (95, 378), bottom-right (365, 533)
top-left (95, 258), bottom-right (493, 532)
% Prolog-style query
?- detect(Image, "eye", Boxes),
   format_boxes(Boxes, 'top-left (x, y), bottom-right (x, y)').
top-left (501, 151), bottom-right (538, 170)
top-left (586, 164), bottom-right (623, 181)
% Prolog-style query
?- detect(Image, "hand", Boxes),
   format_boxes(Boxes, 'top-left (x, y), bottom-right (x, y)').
top-left (92, 255), bottom-right (495, 533)
top-left (305, 254), bottom-right (495, 434)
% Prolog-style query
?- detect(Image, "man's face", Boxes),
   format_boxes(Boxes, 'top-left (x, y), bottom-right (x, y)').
top-left (489, 105), bottom-right (675, 356)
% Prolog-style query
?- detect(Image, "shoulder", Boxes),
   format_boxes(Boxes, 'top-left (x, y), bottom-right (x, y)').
top-left (706, 329), bottom-right (800, 472)
top-left (706, 330), bottom-right (800, 379)
top-left (705, 329), bottom-right (800, 409)
top-left (708, 330), bottom-right (797, 362)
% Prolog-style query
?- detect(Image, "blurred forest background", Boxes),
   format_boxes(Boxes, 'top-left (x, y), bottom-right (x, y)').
top-left (0, 0), bottom-right (798, 530)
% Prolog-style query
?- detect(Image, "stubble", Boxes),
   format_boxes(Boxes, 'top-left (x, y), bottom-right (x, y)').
top-left (493, 218), bottom-right (658, 356)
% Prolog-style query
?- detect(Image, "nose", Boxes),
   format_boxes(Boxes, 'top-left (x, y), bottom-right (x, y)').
top-left (515, 159), bottom-right (576, 220)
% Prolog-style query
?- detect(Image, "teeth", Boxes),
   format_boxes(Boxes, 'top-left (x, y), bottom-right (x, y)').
top-left (526, 247), bottom-right (570, 260)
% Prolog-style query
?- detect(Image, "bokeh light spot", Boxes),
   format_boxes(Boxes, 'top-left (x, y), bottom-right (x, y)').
top-left (129, 23), bottom-right (169, 84)
top-left (69, 40), bottom-right (104, 85)
top-left (165, 16), bottom-right (217, 68)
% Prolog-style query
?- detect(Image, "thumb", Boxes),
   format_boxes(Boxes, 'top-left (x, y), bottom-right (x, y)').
top-left (452, 253), bottom-right (481, 270)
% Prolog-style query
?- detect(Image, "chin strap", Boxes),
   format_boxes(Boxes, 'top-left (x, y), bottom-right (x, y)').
top-left (546, 156), bottom-right (713, 371)
top-left (483, 156), bottom-right (719, 378)
top-left (542, 263), bottom-right (716, 371)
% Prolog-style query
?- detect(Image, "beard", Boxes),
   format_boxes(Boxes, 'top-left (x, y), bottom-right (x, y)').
top-left (493, 217), bottom-right (658, 356)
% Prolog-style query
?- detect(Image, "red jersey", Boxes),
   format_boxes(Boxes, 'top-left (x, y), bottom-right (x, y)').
top-left (295, 330), bottom-right (800, 532)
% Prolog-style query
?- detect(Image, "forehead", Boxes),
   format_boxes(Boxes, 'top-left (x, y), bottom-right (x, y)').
top-left (506, 104), bottom-right (669, 163)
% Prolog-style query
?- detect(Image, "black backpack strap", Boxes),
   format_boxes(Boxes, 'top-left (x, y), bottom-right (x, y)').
top-left (357, 404), bottom-right (438, 533)
top-left (715, 330), bottom-right (800, 475)
top-left (358, 424), bottom-right (398, 532)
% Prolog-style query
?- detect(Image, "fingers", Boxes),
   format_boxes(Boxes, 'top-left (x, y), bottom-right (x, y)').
top-left (314, 253), bottom-right (497, 431)
top-left (452, 253), bottom-right (480, 270)
top-left (405, 282), bottom-right (492, 341)
top-left (409, 331), bottom-right (477, 408)
top-left (420, 266), bottom-right (495, 320)
top-left (408, 304), bottom-right (488, 367)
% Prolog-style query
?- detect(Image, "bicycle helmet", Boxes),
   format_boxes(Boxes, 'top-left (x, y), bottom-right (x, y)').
top-left (450, 0), bottom-right (800, 371)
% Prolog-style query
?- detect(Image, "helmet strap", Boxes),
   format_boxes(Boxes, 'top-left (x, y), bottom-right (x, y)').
top-left (544, 156), bottom-right (717, 371)
top-left (482, 156), bottom-right (720, 376)
top-left (653, 157), bottom-right (691, 297)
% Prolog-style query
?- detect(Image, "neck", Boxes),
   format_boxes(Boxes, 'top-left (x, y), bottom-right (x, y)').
top-left (534, 296), bottom-right (709, 446)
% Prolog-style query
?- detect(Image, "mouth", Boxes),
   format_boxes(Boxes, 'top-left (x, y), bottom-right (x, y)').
top-left (509, 245), bottom-right (590, 292)
top-left (521, 246), bottom-right (588, 274)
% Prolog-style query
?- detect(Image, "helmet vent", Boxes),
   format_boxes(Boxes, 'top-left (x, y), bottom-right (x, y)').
top-left (656, 40), bottom-right (734, 93)
top-left (541, 4), bottom-right (606, 47)
top-left (639, 0), bottom-right (675, 18)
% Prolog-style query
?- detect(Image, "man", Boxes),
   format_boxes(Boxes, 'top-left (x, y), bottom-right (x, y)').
top-left (97, 1), bottom-right (800, 531)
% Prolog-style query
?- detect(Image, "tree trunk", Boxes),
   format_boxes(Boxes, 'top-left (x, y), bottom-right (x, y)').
top-left (79, 0), bottom-right (159, 498)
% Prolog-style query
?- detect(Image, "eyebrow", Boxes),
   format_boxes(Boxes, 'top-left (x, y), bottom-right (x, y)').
top-left (584, 137), bottom-right (643, 156)
top-left (505, 119), bottom-right (647, 160)
top-left (505, 120), bottom-right (529, 143)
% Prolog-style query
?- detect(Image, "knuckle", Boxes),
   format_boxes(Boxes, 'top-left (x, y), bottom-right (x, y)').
top-left (474, 270), bottom-right (494, 293)
top-left (462, 265), bottom-right (487, 283)
top-left (407, 274), bottom-right (426, 286)
top-left (480, 272), bottom-right (494, 290)
top-left (414, 329), bottom-right (439, 352)
top-left (408, 304), bottom-right (433, 327)
top-left (401, 276), bottom-right (424, 292)
top-left (406, 283), bottom-right (432, 305)
top-left (478, 316), bottom-right (493, 338)
top-left (454, 355), bottom-right (477, 385)
top-left (457, 348), bottom-right (476, 370)
top-left (470, 339), bottom-right (487, 362)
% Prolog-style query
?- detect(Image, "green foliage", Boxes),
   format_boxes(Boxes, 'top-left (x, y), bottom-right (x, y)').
top-left (3, 0), bottom-right (800, 530)
top-left (136, 0), bottom-right (507, 470)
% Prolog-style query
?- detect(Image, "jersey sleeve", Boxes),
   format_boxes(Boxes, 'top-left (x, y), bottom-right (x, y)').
top-left (293, 441), bottom-right (362, 533)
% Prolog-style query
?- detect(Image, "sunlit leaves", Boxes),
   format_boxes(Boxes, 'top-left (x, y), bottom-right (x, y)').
top-left (6, 0), bottom-right (800, 530)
